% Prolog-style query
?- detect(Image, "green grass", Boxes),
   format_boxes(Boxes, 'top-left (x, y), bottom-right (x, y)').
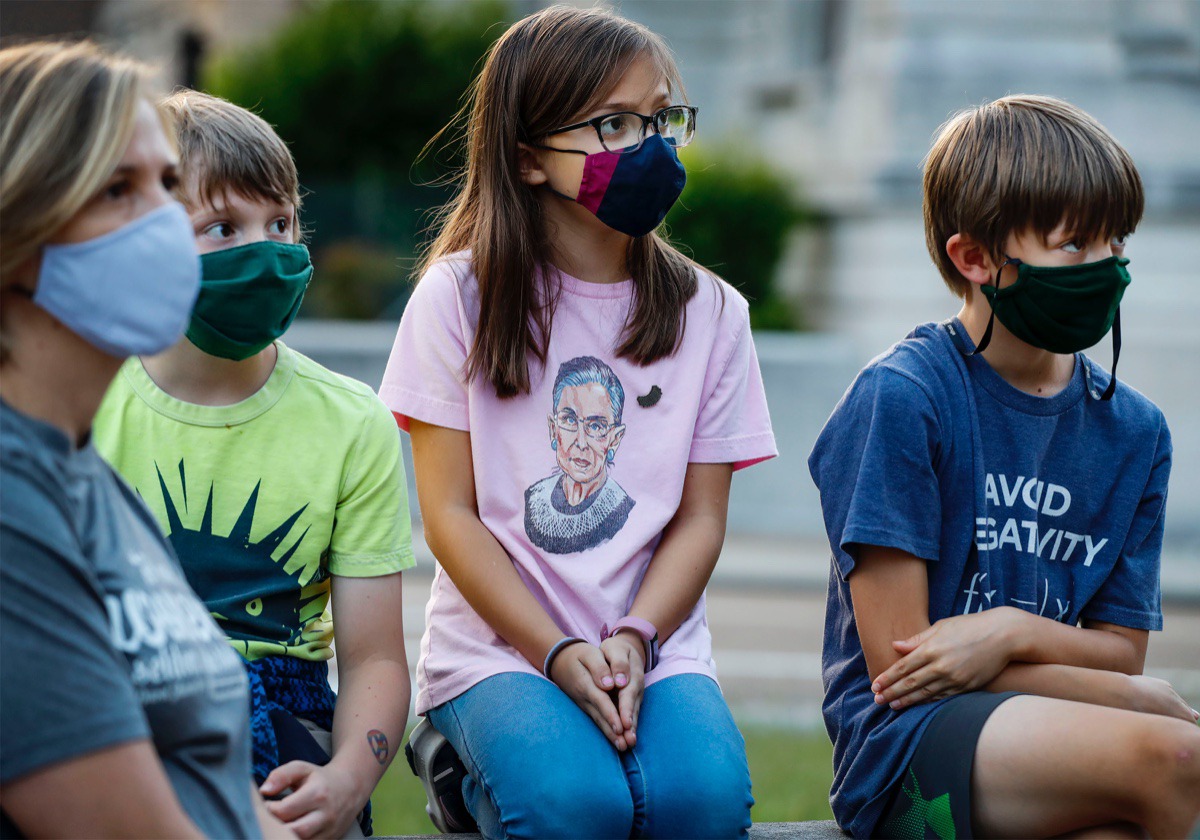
top-left (743, 728), bottom-right (834, 823)
top-left (369, 726), bottom-right (834, 835)
top-left (368, 749), bottom-right (440, 836)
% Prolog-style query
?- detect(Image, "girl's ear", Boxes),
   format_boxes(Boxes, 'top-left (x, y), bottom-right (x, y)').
top-left (946, 233), bottom-right (997, 288)
top-left (516, 143), bottom-right (549, 187)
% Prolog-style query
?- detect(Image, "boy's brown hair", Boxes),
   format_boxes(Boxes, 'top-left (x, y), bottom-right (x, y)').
top-left (923, 94), bottom-right (1143, 298)
top-left (159, 89), bottom-right (301, 238)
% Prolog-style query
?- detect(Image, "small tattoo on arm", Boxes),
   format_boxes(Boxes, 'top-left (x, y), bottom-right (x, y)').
top-left (367, 729), bottom-right (389, 765)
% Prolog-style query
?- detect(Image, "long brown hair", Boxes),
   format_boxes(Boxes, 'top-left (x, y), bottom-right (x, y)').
top-left (420, 5), bottom-right (698, 398)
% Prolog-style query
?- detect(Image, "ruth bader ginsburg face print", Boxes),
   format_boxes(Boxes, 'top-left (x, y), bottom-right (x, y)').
top-left (524, 356), bottom-right (636, 555)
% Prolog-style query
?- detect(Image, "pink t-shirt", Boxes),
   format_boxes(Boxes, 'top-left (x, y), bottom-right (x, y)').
top-left (379, 252), bottom-right (777, 714)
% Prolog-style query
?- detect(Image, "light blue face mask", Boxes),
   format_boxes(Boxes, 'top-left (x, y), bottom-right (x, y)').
top-left (32, 203), bottom-right (201, 358)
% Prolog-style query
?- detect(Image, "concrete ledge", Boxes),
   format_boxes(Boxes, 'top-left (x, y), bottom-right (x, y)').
top-left (752, 822), bottom-right (844, 839)
top-left (378, 821), bottom-right (846, 839)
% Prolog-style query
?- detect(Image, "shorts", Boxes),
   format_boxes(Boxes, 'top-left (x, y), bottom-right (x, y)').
top-left (875, 691), bottom-right (1020, 840)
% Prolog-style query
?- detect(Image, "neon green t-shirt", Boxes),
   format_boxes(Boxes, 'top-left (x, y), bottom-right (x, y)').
top-left (94, 341), bottom-right (415, 662)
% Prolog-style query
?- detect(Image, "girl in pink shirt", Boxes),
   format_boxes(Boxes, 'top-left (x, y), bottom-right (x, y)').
top-left (381, 7), bottom-right (776, 838)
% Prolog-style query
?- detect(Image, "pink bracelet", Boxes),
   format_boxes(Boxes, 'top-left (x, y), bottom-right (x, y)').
top-left (600, 617), bottom-right (660, 671)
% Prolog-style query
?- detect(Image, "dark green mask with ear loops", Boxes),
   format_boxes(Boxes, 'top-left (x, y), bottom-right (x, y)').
top-left (974, 255), bottom-right (1131, 400)
top-left (188, 241), bottom-right (313, 361)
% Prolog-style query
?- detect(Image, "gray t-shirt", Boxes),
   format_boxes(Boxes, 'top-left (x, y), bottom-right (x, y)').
top-left (0, 400), bottom-right (260, 839)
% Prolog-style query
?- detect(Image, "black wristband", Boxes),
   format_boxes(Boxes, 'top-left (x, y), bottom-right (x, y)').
top-left (542, 636), bottom-right (585, 677)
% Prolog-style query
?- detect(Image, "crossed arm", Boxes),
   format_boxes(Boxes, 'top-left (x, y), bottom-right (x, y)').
top-left (850, 545), bottom-right (1196, 721)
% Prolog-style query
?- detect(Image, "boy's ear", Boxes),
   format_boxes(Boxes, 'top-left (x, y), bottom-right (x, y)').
top-left (945, 233), bottom-right (998, 288)
top-left (516, 143), bottom-right (549, 187)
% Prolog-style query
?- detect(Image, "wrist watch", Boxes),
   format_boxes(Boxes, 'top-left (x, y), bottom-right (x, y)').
top-left (600, 617), bottom-right (660, 672)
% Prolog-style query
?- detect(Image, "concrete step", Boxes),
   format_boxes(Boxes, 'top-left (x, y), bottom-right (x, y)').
top-left (378, 822), bottom-right (846, 839)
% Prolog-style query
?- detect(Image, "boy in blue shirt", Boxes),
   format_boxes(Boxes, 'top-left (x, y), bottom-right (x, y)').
top-left (809, 95), bottom-right (1200, 839)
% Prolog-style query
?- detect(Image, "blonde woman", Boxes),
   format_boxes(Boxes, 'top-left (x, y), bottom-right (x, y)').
top-left (0, 41), bottom-right (288, 839)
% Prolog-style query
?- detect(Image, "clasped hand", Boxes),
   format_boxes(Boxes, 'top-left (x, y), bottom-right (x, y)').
top-left (549, 634), bottom-right (645, 751)
top-left (872, 608), bottom-right (1020, 709)
top-left (260, 761), bottom-right (363, 839)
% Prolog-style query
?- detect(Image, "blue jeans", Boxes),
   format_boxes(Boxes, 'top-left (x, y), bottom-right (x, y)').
top-left (427, 672), bottom-right (753, 840)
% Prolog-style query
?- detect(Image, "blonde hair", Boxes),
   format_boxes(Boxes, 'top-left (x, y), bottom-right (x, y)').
top-left (0, 40), bottom-right (153, 362)
top-left (159, 89), bottom-right (301, 237)
top-left (923, 94), bottom-right (1143, 298)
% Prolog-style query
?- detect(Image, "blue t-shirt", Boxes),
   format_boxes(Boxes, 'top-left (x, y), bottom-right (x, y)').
top-left (808, 319), bottom-right (1170, 838)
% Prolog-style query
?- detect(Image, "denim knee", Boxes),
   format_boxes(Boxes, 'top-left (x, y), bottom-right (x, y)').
top-left (632, 674), bottom-right (753, 838)
top-left (501, 764), bottom-right (633, 840)
top-left (641, 759), bottom-right (752, 839)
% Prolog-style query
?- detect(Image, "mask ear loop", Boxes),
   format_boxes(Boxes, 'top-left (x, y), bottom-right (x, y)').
top-left (971, 257), bottom-right (1019, 355)
top-left (1100, 308), bottom-right (1121, 401)
top-left (525, 141), bottom-right (589, 202)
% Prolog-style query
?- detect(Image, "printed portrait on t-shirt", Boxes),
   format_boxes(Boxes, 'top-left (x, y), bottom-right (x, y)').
top-left (524, 356), bottom-right (636, 554)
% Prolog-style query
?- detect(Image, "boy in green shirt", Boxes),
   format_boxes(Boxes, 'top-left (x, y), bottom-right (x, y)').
top-left (94, 90), bottom-right (415, 838)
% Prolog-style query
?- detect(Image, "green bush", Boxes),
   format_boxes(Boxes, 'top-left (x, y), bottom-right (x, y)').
top-left (666, 146), bottom-right (812, 330)
top-left (301, 239), bottom-right (407, 320)
top-left (205, 6), bottom-right (812, 325)
top-left (203, 0), bottom-right (509, 318)
top-left (295, 176), bottom-right (430, 318)
top-left (204, 0), bottom-right (507, 181)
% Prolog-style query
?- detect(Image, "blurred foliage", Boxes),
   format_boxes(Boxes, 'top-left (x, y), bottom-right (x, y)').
top-left (301, 238), bottom-right (408, 320)
top-left (295, 176), bottom-right (428, 318)
top-left (667, 145), bottom-right (815, 330)
top-left (204, 0), bottom-right (507, 181)
top-left (204, 0), bottom-right (507, 318)
top-left (205, 2), bottom-right (815, 328)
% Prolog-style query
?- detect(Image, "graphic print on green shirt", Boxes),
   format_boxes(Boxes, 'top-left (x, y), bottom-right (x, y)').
top-left (156, 459), bottom-right (330, 660)
top-left (881, 768), bottom-right (956, 840)
top-left (93, 343), bottom-right (417, 664)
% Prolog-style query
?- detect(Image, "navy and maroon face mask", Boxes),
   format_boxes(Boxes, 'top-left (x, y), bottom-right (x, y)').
top-left (542, 134), bottom-right (687, 237)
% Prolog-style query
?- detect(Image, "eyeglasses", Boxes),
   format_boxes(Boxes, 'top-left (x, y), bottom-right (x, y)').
top-left (553, 408), bottom-right (615, 440)
top-left (543, 105), bottom-right (698, 154)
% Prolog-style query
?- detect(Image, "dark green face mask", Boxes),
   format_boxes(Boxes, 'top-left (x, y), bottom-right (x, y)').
top-left (188, 241), bottom-right (313, 361)
top-left (975, 255), bottom-right (1131, 400)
